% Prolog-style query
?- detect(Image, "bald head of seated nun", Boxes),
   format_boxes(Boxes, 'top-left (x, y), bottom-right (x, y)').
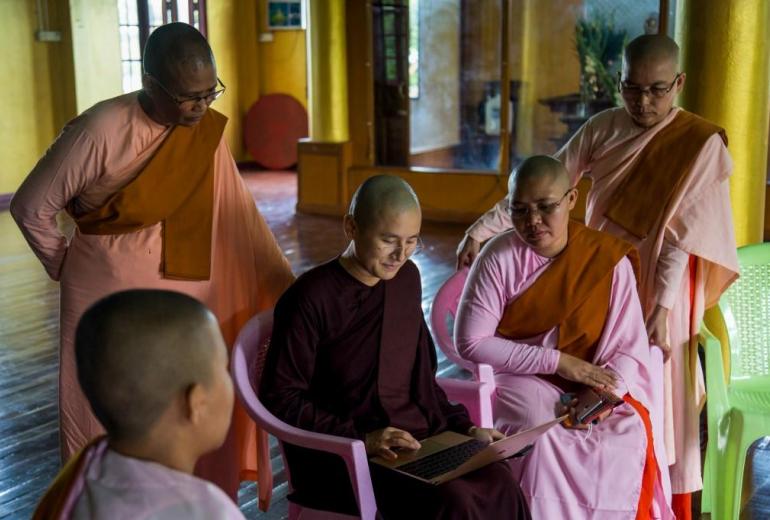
top-left (455, 156), bottom-right (674, 519)
top-left (33, 290), bottom-right (246, 520)
top-left (259, 175), bottom-right (531, 519)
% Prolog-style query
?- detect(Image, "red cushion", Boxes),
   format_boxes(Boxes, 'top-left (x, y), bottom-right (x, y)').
top-left (244, 94), bottom-right (308, 170)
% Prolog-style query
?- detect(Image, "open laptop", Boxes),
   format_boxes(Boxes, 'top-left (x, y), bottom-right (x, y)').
top-left (370, 415), bottom-right (566, 485)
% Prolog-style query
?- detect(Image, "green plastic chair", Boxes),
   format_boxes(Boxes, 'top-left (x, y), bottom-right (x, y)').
top-left (700, 242), bottom-right (770, 520)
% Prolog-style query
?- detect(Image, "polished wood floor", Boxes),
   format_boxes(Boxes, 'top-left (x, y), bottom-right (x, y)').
top-left (0, 171), bottom-right (767, 519)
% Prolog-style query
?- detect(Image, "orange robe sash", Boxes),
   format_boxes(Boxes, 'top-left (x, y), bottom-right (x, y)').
top-left (33, 436), bottom-right (108, 520)
top-left (75, 109), bottom-right (227, 280)
top-left (496, 221), bottom-right (639, 390)
top-left (604, 110), bottom-right (727, 239)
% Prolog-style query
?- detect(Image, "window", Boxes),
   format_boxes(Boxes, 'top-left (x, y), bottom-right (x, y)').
top-left (117, 0), bottom-right (207, 93)
top-left (408, 0), bottom-right (419, 99)
top-left (373, 0), bottom-right (678, 172)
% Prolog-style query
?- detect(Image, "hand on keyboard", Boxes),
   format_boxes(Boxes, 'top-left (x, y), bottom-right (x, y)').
top-left (467, 426), bottom-right (505, 444)
top-left (366, 427), bottom-right (422, 460)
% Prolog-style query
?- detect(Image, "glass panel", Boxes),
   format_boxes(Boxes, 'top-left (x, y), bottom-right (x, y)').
top-left (384, 36), bottom-right (396, 58)
top-left (128, 25), bottom-right (140, 61)
top-left (119, 26), bottom-right (131, 61)
top-left (121, 60), bottom-right (143, 93)
top-left (176, 0), bottom-right (190, 24)
top-left (122, 61), bottom-right (132, 93)
top-left (408, 0), bottom-right (419, 99)
top-left (127, 0), bottom-right (138, 25)
top-left (117, 0), bottom-right (129, 24)
top-left (407, 0), bottom-right (502, 170)
top-left (383, 11), bottom-right (395, 34)
top-left (130, 61), bottom-right (143, 91)
top-left (148, 0), bottom-right (163, 26)
top-left (385, 59), bottom-right (397, 82)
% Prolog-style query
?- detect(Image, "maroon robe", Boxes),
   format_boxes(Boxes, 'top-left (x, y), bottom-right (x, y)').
top-left (260, 259), bottom-right (530, 519)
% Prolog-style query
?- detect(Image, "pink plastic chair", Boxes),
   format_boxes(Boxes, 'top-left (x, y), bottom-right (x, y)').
top-left (232, 309), bottom-right (492, 519)
top-left (232, 310), bottom-right (376, 519)
top-left (430, 268), bottom-right (496, 428)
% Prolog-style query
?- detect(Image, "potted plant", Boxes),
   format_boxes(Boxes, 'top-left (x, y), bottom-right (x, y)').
top-left (575, 14), bottom-right (627, 111)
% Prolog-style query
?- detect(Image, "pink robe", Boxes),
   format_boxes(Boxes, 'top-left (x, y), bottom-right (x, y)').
top-left (10, 93), bottom-right (295, 501)
top-left (464, 107), bottom-right (739, 492)
top-left (455, 230), bottom-right (674, 519)
top-left (68, 439), bottom-right (245, 519)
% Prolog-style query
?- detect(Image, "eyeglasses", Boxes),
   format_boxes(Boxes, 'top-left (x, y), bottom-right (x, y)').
top-left (149, 75), bottom-right (226, 108)
top-left (377, 237), bottom-right (424, 258)
top-left (618, 72), bottom-right (681, 99)
top-left (508, 188), bottom-right (573, 220)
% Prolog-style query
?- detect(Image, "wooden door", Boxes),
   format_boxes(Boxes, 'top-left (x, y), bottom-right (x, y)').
top-left (372, 0), bottom-right (410, 166)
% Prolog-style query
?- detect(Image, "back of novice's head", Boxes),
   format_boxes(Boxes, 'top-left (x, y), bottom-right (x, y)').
top-left (75, 290), bottom-right (232, 453)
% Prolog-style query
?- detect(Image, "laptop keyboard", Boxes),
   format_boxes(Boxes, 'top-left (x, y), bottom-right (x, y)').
top-left (396, 439), bottom-right (488, 480)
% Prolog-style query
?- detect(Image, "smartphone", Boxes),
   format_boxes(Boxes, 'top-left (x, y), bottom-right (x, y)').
top-left (573, 387), bottom-right (623, 425)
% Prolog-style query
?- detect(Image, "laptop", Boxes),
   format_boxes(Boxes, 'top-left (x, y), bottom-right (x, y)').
top-left (370, 415), bottom-right (566, 485)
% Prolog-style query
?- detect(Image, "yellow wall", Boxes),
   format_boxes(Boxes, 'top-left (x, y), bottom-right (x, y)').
top-left (1, 0), bottom-right (122, 194)
top-left (0, 0), bottom-right (74, 194)
top-left (208, 0), bottom-right (307, 161)
top-left (70, 0), bottom-right (122, 113)
top-left (208, 1), bottom-right (253, 160)
top-left (257, 28), bottom-right (307, 108)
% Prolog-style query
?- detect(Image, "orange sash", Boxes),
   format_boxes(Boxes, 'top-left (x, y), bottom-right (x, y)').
top-left (33, 436), bottom-right (108, 520)
top-left (604, 110), bottom-right (726, 239)
top-left (496, 221), bottom-right (639, 390)
top-left (75, 109), bottom-right (227, 280)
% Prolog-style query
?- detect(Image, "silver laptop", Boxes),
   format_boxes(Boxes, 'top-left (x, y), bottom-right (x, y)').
top-left (370, 415), bottom-right (565, 485)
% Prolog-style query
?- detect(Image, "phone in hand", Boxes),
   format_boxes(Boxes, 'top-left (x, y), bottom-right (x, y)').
top-left (572, 387), bottom-right (623, 425)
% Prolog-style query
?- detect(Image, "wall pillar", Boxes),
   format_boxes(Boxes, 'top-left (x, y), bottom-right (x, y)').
top-left (306, 0), bottom-right (349, 142)
top-left (677, 0), bottom-right (770, 246)
top-left (297, 0), bottom-right (352, 214)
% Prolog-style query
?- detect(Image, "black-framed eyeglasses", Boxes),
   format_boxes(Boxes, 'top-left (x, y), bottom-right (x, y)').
top-left (148, 75), bottom-right (226, 107)
top-left (508, 188), bottom-right (574, 220)
top-left (617, 72), bottom-right (681, 99)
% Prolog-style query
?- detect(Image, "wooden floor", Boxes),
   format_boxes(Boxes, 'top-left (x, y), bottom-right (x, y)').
top-left (0, 171), bottom-right (768, 519)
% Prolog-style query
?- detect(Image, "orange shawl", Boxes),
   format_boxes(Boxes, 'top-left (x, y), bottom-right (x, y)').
top-left (75, 109), bottom-right (227, 280)
top-left (604, 110), bottom-right (726, 239)
top-left (497, 221), bottom-right (639, 390)
top-left (33, 436), bottom-right (108, 520)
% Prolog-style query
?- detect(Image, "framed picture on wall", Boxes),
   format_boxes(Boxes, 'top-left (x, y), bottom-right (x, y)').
top-left (267, 0), bottom-right (305, 30)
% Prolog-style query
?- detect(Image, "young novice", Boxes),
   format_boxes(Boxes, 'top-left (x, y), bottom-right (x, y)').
top-left (34, 289), bottom-right (245, 519)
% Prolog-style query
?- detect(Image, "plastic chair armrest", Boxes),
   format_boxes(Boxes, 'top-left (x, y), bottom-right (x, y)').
top-left (700, 324), bottom-right (729, 416)
top-left (437, 377), bottom-right (490, 402)
top-left (437, 377), bottom-right (495, 428)
top-left (272, 424), bottom-right (377, 519)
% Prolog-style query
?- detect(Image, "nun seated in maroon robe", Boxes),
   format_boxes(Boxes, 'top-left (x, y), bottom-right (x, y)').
top-left (259, 175), bottom-right (530, 519)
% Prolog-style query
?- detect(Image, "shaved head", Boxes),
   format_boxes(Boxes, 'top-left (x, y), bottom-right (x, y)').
top-left (349, 175), bottom-right (420, 231)
top-left (76, 290), bottom-right (221, 441)
top-left (509, 155), bottom-right (570, 196)
top-left (620, 34), bottom-right (684, 128)
top-left (507, 156), bottom-right (576, 257)
top-left (624, 34), bottom-right (679, 68)
top-left (143, 22), bottom-right (214, 85)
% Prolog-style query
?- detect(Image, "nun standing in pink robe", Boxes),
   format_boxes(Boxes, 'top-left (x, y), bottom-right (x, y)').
top-left (10, 24), bottom-right (293, 505)
top-left (455, 156), bottom-right (673, 519)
